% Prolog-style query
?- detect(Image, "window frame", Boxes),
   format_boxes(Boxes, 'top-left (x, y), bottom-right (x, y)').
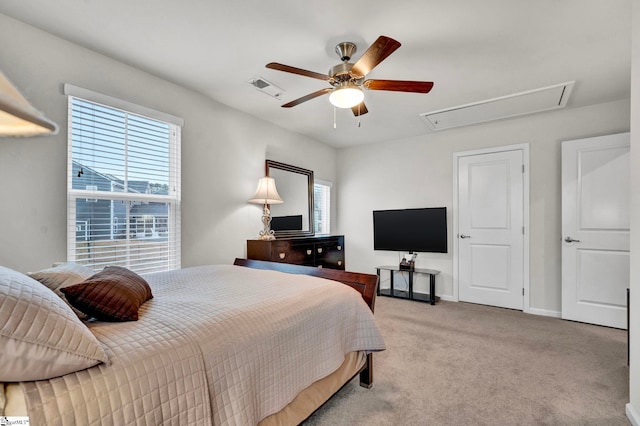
top-left (313, 179), bottom-right (332, 235)
top-left (65, 85), bottom-right (182, 272)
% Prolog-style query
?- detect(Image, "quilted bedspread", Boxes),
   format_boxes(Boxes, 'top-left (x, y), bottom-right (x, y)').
top-left (19, 265), bottom-right (385, 425)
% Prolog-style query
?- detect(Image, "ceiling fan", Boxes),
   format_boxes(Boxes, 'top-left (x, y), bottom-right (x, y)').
top-left (266, 35), bottom-right (434, 116)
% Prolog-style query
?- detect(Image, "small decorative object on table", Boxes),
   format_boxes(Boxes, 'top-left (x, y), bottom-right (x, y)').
top-left (399, 252), bottom-right (417, 271)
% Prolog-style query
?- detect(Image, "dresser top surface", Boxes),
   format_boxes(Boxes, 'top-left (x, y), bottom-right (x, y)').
top-left (249, 235), bottom-right (343, 243)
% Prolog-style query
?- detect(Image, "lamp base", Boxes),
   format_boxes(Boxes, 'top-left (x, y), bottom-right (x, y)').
top-left (257, 204), bottom-right (276, 241)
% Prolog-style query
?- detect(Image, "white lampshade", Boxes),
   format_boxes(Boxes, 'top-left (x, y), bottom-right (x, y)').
top-left (329, 85), bottom-right (364, 109)
top-left (0, 71), bottom-right (58, 137)
top-left (248, 176), bottom-right (283, 204)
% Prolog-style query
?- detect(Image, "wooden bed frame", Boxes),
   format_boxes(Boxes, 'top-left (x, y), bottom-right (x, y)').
top-left (233, 258), bottom-right (379, 388)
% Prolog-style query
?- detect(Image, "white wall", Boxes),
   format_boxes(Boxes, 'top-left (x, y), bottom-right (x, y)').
top-left (0, 14), bottom-right (336, 273)
top-left (627, 0), bottom-right (640, 423)
top-left (337, 99), bottom-right (630, 313)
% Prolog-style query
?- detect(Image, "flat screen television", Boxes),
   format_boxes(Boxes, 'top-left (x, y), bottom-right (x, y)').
top-left (271, 215), bottom-right (303, 231)
top-left (373, 207), bottom-right (447, 253)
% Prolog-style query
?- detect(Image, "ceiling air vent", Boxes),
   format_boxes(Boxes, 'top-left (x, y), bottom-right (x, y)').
top-left (420, 81), bottom-right (574, 131)
top-left (248, 77), bottom-right (284, 99)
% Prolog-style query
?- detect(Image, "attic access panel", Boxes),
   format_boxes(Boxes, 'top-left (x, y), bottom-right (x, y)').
top-left (420, 81), bottom-right (574, 131)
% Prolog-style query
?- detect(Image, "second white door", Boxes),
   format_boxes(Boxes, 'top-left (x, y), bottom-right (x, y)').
top-left (458, 149), bottom-right (524, 310)
top-left (561, 133), bottom-right (629, 329)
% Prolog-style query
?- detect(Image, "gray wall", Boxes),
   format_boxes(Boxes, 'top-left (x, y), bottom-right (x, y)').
top-left (336, 99), bottom-right (630, 315)
top-left (0, 14), bottom-right (336, 272)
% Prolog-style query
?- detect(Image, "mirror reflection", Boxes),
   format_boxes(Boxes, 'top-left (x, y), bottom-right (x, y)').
top-left (266, 160), bottom-right (314, 237)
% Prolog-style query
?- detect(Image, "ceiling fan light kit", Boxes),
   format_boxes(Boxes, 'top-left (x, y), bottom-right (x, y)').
top-left (329, 84), bottom-right (364, 108)
top-left (265, 35), bottom-right (434, 117)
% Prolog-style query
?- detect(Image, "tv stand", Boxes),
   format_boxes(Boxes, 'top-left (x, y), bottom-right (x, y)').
top-left (375, 265), bottom-right (440, 305)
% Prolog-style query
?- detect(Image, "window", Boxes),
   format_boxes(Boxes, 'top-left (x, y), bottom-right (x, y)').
top-left (65, 85), bottom-right (182, 273)
top-left (314, 180), bottom-right (331, 235)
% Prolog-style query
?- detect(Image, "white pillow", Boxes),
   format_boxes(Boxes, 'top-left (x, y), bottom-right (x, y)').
top-left (28, 262), bottom-right (95, 319)
top-left (0, 265), bottom-right (108, 381)
top-left (27, 262), bottom-right (94, 291)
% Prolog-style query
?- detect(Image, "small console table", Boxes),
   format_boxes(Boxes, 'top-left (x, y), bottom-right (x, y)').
top-left (375, 266), bottom-right (440, 305)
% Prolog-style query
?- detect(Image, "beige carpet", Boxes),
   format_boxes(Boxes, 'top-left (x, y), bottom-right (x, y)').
top-left (304, 297), bottom-right (629, 425)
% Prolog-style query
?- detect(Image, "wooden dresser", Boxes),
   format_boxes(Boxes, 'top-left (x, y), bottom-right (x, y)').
top-left (247, 235), bottom-right (345, 270)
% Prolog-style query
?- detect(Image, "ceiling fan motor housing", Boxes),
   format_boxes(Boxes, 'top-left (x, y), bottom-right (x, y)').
top-left (331, 42), bottom-right (364, 85)
top-left (330, 63), bottom-right (358, 85)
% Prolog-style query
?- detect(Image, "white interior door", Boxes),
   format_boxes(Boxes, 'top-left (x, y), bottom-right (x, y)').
top-left (457, 149), bottom-right (524, 310)
top-left (561, 133), bottom-right (629, 329)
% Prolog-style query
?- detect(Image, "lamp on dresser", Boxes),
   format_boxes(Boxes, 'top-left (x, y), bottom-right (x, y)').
top-left (249, 176), bottom-right (283, 241)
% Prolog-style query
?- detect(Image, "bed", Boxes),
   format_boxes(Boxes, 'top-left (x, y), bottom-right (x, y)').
top-left (0, 258), bottom-right (385, 425)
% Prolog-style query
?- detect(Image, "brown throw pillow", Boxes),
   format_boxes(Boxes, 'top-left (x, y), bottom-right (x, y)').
top-left (61, 266), bottom-right (153, 321)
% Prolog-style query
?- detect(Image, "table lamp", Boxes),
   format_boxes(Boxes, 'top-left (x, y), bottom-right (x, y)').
top-left (248, 176), bottom-right (283, 240)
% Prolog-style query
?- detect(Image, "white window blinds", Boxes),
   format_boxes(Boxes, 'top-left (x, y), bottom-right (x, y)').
top-left (314, 181), bottom-right (331, 235)
top-left (67, 92), bottom-right (181, 273)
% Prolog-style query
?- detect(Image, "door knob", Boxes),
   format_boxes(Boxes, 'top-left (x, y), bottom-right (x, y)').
top-left (564, 236), bottom-right (581, 243)
top-left (459, 234), bottom-right (471, 239)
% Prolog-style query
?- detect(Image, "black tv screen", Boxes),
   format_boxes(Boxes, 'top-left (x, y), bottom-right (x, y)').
top-left (271, 215), bottom-right (303, 231)
top-left (373, 207), bottom-right (447, 253)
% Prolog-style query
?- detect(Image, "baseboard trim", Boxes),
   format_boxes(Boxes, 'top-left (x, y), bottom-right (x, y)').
top-left (627, 403), bottom-right (640, 426)
top-left (526, 307), bottom-right (562, 318)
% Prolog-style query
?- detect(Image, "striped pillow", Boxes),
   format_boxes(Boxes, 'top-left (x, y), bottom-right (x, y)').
top-left (61, 266), bottom-right (153, 321)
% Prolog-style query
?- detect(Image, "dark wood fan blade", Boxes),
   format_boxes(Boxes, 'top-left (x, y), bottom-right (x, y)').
top-left (351, 102), bottom-right (369, 116)
top-left (363, 79), bottom-right (434, 93)
top-left (281, 88), bottom-right (332, 108)
top-left (266, 62), bottom-right (329, 81)
top-left (350, 36), bottom-right (402, 78)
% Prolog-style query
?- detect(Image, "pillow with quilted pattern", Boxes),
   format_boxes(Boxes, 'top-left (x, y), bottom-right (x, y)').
top-left (27, 262), bottom-right (94, 292)
top-left (61, 266), bottom-right (153, 321)
top-left (28, 262), bottom-right (95, 319)
top-left (0, 265), bottom-right (108, 382)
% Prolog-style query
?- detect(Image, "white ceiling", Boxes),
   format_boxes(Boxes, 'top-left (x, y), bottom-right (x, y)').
top-left (0, 0), bottom-right (631, 148)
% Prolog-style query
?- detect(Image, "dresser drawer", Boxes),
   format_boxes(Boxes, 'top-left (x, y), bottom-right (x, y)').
top-left (290, 241), bottom-right (316, 266)
top-left (315, 239), bottom-right (345, 270)
top-left (271, 241), bottom-right (306, 265)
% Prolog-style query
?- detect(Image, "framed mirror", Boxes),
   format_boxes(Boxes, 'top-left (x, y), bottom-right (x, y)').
top-left (266, 160), bottom-right (314, 238)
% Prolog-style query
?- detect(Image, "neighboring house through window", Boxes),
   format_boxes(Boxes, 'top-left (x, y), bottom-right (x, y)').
top-left (65, 84), bottom-right (183, 273)
top-left (314, 180), bottom-right (331, 235)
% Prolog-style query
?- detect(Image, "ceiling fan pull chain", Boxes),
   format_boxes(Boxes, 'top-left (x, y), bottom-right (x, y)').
top-left (333, 106), bottom-right (337, 129)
